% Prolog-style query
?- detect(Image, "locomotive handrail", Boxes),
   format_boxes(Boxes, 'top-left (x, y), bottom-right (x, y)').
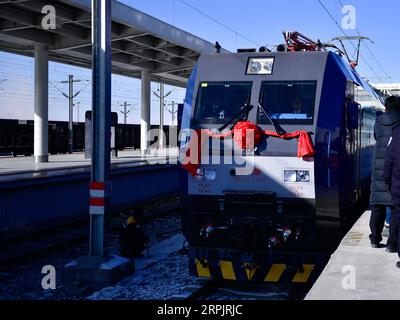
top-left (325, 131), bottom-right (332, 188)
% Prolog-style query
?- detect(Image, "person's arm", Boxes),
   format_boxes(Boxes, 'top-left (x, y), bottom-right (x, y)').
top-left (383, 137), bottom-right (394, 191)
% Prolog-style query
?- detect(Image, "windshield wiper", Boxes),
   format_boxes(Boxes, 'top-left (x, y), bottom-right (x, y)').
top-left (218, 94), bottom-right (253, 132)
top-left (258, 91), bottom-right (287, 136)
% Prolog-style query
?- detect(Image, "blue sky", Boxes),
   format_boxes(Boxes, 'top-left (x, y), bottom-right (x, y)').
top-left (0, 0), bottom-right (398, 122)
top-left (124, 0), bottom-right (398, 82)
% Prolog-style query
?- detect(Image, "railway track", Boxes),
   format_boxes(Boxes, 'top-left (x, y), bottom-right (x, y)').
top-left (0, 195), bottom-right (181, 267)
top-left (182, 281), bottom-right (311, 301)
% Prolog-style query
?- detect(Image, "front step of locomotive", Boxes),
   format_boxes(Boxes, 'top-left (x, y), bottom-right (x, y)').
top-left (189, 249), bottom-right (328, 285)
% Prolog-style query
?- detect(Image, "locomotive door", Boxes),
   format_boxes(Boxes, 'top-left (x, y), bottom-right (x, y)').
top-left (346, 101), bottom-right (362, 203)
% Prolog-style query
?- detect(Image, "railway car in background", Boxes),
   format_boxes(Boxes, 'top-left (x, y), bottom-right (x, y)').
top-left (180, 38), bottom-right (383, 285)
top-left (0, 120), bottom-right (174, 156)
top-left (116, 124), bottom-right (140, 151)
top-left (0, 120), bottom-right (86, 156)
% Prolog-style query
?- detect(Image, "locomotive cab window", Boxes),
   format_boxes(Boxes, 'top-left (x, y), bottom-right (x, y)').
top-left (193, 82), bottom-right (252, 124)
top-left (258, 81), bottom-right (317, 125)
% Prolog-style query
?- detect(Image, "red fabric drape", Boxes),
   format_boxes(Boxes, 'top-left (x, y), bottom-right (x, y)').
top-left (182, 129), bottom-right (202, 177)
top-left (182, 122), bottom-right (315, 176)
top-left (231, 121), bottom-right (264, 150)
top-left (263, 130), bottom-right (315, 158)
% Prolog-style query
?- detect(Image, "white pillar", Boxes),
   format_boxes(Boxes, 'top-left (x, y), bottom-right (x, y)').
top-left (34, 44), bottom-right (49, 163)
top-left (159, 83), bottom-right (165, 149)
top-left (141, 69), bottom-right (151, 155)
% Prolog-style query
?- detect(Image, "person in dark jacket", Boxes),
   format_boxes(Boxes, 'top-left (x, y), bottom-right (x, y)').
top-left (369, 96), bottom-right (400, 250)
top-left (384, 122), bottom-right (400, 267)
top-left (119, 216), bottom-right (149, 258)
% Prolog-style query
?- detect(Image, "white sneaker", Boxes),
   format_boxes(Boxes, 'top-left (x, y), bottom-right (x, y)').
top-left (382, 226), bottom-right (390, 238)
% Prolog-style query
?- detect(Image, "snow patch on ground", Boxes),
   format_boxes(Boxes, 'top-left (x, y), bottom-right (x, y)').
top-left (88, 233), bottom-right (197, 300)
top-left (0, 212), bottom-right (184, 300)
top-left (89, 251), bottom-right (198, 300)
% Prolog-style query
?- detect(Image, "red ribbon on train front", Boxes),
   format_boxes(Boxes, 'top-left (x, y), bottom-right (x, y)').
top-left (182, 121), bottom-right (315, 176)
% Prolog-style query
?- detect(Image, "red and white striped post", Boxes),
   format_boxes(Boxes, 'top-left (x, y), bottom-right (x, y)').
top-left (89, 182), bottom-right (106, 216)
top-left (90, 0), bottom-right (112, 257)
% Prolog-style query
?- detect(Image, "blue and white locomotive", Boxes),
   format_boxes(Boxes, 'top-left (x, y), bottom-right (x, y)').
top-left (179, 34), bottom-right (383, 284)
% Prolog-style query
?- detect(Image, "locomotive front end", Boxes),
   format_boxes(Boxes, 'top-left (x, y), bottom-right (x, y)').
top-left (180, 51), bottom-right (330, 284)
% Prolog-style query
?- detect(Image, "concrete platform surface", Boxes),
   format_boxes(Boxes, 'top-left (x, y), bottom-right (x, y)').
top-left (306, 211), bottom-right (400, 300)
top-left (0, 149), bottom-right (178, 181)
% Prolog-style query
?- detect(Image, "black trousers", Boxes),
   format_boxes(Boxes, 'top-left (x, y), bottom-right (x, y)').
top-left (369, 205), bottom-right (398, 247)
top-left (394, 205), bottom-right (400, 258)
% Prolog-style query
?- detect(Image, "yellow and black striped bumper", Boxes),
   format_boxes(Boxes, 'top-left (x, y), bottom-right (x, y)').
top-left (190, 253), bottom-right (327, 284)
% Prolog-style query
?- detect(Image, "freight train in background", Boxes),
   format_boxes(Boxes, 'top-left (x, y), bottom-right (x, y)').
top-left (0, 119), bottom-right (176, 156)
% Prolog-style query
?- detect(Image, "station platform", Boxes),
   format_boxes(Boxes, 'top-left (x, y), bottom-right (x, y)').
top-left (306, 211), bottom-right (400, 300)
top-left (0, 148), bottom-right (178, 181)
top-left (0, 148), bottom-right (180, 240)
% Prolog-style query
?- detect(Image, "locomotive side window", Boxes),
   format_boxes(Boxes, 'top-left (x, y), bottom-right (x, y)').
top-left (193, 82), bottom-right (252, 124)
top-left (258, 81), bottom-right (317, 125)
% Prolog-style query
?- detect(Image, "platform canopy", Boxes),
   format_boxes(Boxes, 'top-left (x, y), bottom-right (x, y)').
top-left (0, 0), bottom-right (228, 87)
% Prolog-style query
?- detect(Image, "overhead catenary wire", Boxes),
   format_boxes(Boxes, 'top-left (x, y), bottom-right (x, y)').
top-left (176, 0), bottom-right (266, 49)
top-left (336, 0), bottom-right (393, 85)
top-left (318, 0), bottom-right (385, 83)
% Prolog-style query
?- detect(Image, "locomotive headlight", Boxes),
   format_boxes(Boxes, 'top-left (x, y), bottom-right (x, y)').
top-left (246, 57), bottom-right (275, 75)
top-left (195, 168), bottom-right (204, 180)
top-left (284, 170), bottom-right (297, 183)
top-left (284, 170), bottom-right (311, 183)
top-left (194, 168), bottom-right (217, 181)
top-left (204, 168), bottom-right (217, 181)
top-left (263, 60), bottom-right (274, 73)
top-left (297, 170), bottom-right (311, 183)
top-left (250, 61), bottom-right (262, 73)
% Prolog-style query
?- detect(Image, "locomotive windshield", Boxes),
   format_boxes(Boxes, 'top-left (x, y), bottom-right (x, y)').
top-left (193, 82), bottom-right (252, 124)
top-left (258, 81), bottom-right (317, 125)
